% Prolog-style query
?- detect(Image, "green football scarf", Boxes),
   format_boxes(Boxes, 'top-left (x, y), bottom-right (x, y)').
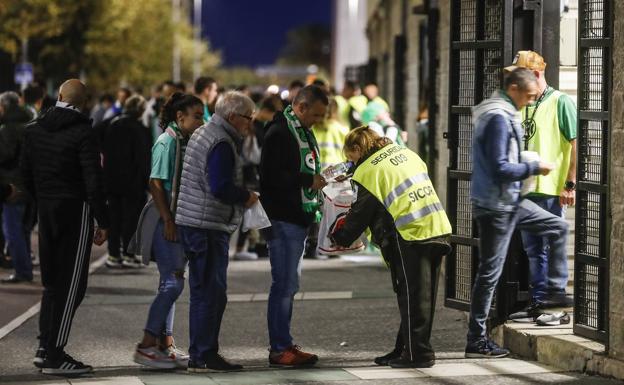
top-left (283, 105), bottom-right (322, 221)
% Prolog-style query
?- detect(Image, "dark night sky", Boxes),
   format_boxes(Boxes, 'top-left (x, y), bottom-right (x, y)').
top-left (201, 0), bottom-right (332, 67)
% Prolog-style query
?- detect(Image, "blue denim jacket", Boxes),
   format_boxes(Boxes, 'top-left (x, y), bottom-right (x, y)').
top-left (470, 91), bottom-right (539, 212)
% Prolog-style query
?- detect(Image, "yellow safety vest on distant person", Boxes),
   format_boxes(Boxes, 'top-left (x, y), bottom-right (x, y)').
top-left (334, 95), bottom-right (350, 126)
top-left (312, 119), bottom-right (349, 170)
top-left (353, 145), bottom-right (452, 241)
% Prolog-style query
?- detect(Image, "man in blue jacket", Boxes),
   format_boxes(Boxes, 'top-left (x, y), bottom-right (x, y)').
top-left (465, 68), bottom-right (568, 358)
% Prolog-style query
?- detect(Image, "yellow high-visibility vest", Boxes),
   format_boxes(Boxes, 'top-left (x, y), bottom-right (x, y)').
top-left (525, 89), bottom-right (573, 196)
top-left (348, 95), bottom-right (368, 113)
top-left (312, 119), bottom-right (349, 170)
top-left (353, 145), bottom-right (452, 241)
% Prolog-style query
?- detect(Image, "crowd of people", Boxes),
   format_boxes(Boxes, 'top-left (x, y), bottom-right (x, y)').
top-left (0, 49), bottom-right (576, 376)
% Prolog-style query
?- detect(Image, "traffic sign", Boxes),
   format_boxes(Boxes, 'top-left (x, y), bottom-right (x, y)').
top-left (14, 63), bottom-right (33, 85)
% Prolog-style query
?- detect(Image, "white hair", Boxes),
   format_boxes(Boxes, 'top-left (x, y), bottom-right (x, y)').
top-left (215, 91), bottom-right (255, 118)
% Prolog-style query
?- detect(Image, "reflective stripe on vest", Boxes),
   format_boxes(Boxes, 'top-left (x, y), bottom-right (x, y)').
top-left (353, 145), bottom-right (452, 241)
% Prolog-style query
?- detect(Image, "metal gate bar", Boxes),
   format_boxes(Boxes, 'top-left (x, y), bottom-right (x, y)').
top-left (445, 0), bottom-right (513, 312)
top-left (574, 0), bottom-right (612, 345)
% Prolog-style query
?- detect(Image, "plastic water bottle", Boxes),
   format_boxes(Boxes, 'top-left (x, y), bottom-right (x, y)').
top-left (322, 161), bottom-right (353, 182)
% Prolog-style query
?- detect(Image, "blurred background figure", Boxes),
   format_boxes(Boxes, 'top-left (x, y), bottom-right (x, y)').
top-left (194, 77), bottom-right (219, 123)
top-left (101, 95), bottom-right (151, 269)
top-left (0, 91), bottom-right (34, 283)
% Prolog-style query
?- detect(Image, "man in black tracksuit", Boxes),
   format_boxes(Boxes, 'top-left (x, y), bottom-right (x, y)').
top-left (20, 79), bottom-right (108, 375)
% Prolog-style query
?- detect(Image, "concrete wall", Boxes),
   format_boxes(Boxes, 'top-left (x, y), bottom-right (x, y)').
top-left (365, 0), bottom-right (451, 198)
top-left (609, 0), bottom-right (624, 361)
top-left (332, 0), bottom-right (369, 91)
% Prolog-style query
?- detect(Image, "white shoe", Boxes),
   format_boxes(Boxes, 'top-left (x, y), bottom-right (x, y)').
top-left (122, 256), bottom-right (143, 268)
top-left (163, 345), bottom-right (190, 368)
top-left (133, 345), bottom-right (176, 369)
top-left (233, 251), bottom-right (258, 261)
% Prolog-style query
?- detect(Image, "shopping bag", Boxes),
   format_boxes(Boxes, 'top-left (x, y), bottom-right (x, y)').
top-left (520, 150), bottom-right (540, 196)
top-left (242, 200), bottom-right (271, 232)
top-left (317, 180), bottom-right (365, 255)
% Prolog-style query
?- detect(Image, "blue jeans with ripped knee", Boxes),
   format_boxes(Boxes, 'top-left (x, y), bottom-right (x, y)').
top-left (144, 220), bottom-right (187, 337)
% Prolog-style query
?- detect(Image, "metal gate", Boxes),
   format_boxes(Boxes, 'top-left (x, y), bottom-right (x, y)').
top-left (574, 0), bottom-right (612, 344)
top-left (444, 0), bottom-right (513, 312)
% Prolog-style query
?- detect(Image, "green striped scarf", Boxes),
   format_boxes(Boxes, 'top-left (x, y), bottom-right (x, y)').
top-left (283, 105), bottom-right (322, 221)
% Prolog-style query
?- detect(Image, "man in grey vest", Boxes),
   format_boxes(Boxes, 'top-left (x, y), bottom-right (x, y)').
top-left (175, 91), bottom-right (258, 372)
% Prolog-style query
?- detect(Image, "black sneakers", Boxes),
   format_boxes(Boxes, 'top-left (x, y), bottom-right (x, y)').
top-left (374, 349), bottom-right (402, 366)
top-left (187, 353), bottom-right (243, 373)
top-left (41, 353), bottom-right (93, 375)
top-left (465, 339), bottom-right (509, 358)
top-left (509, 302), bottom-right (547, 323)
top-left (388, 355), bottom-right (435, 368)
top-left (33, 347), bottom-right (46, 368)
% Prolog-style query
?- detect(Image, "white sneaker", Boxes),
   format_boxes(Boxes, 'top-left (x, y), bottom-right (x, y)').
top-left (233, 251), bottom-right (258, 261)
top-left (163, 345), bottom-right (190, 368)
top-left (122, 256), bottom-right (143, 269)
top-left (133, 345), bottom-right (177, 369)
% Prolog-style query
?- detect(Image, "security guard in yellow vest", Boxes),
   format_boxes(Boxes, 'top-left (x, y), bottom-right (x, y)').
top-left (331, 127), bottom-right (452, 369)
top-left (505, 51), bottom-right (576, 308)
top-left (312, 98), bottom-right (349, 170)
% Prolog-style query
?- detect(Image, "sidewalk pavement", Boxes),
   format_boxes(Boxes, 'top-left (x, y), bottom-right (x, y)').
top-left (0, 253), bottom-right (620, 385)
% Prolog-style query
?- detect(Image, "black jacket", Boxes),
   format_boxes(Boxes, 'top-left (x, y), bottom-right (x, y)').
top-left (20, 106), bottom-right (109, 228)
top-left (0, 106), bottom-right (32, 185)
top-left (101, 114), bottom-right (151, 195)
top-left (260, 112), bottom-right (316, 227)
top-left (331, 147), bottom-right (451, 257)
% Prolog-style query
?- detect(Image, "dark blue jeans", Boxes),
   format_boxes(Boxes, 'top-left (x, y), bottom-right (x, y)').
top-left (266, 220), bottom-right (307, 352)
top-left (2, 203), bottom-right (32, 280)
top-left (520, 195), bottom-right (568, 302)
top-left (467, 199), bottom-right (568, 342)
top-left (144, 220), bottom-right (187, 337)
top-left (179, 226), bottom-right (230, 362)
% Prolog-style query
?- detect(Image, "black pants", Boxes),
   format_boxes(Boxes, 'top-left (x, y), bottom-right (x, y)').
top-left (38, 199), bottom-right (93, 360)
top-left (107, 193), bottom-right (144, 257)
top-left (386, 237), bottom-right (447, 362)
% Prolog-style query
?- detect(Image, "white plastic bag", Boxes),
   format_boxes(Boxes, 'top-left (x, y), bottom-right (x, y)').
top-left (317, 180), bottom-right (365, 255)
top-left (242, 200), bottom-right (271, 232)
top-left (520, 150), bottom-right (540, 196)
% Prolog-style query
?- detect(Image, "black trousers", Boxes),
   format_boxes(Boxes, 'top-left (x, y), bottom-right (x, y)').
top-left (38, 199), bottom-right (93, 360)
top-left (386, 236), bottom-right (446, 362)
top-left (107, 193), bottom-right (144, 257)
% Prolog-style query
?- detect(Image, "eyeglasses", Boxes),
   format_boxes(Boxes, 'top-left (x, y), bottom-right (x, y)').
top-left (237, 113), bottom-right (253, 121)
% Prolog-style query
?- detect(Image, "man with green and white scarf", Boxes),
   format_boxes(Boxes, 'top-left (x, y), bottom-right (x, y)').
top-left (260, 85), bottom-right (329, 366)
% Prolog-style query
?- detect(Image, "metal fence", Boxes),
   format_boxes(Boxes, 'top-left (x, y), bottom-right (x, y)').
top-left (574, 0), bottom-right (612, 344)
top-left (444, 0), bottom-right (513, 313)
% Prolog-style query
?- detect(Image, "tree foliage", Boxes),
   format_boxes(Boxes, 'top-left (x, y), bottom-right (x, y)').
top-left (0, 0), bottom-right (220, 92)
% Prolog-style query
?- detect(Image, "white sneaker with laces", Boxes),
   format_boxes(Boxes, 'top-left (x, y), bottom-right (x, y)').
top-left (163, 345), bottom-right (190, 368)
top-left (133, 345), bottom-right (177, 369)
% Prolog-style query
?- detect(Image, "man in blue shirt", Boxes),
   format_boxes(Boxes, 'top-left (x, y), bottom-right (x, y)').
top-left (465, 68), bottom-right (568, 358)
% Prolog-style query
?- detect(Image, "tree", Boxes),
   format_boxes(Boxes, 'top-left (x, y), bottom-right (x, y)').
top-left (0, 0), bottom-right (220, 93)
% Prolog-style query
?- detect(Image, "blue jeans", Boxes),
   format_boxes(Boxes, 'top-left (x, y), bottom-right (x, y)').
top-left (179, 226), bottom-right (230, 362)
top-left (144, 220), bottom-right (187, 337)
top-left (521, 195), bottom-right (568, 302)
top-left (266, 220), bottom-right (307, 352)
top-left (467, 199), bottom-right (568, 342)
top-left (2, 203), bottom-right (32, 280)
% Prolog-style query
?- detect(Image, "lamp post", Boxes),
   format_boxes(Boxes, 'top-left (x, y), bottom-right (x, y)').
top-left (193, 0), bottom-right (202, 81)
top-left (172, 0), bottom-right (181, 83)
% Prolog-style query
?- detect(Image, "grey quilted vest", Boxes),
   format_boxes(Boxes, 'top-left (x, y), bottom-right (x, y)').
top-left (175, 114), bottom-right (244, 233)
